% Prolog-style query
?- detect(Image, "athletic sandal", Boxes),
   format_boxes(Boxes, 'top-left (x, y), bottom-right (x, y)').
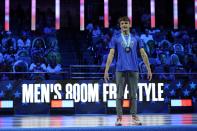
top-left (131, 115), bottom-right (142, 125)
top-left (115, 116), bottom-right (122, 126)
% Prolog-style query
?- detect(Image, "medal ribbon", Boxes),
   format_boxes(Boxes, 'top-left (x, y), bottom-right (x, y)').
top-left (121, 33), bottom-right (133, 48)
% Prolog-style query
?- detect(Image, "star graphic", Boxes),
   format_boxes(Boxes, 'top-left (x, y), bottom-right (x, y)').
top-left (164, 97), bottom-right (169, 103)
top-left (0, 90), bottom-right (4, 98)
top-left (14, 90), bottom-right (21, 98)
top-left (151, 100), bottom-right (156, 104)
top-left (176, 82), bottom-right (181, 89)
top-left (170, 90), bottom-right (175, 96)
top-left (183, 89), bottom-right (190, 97)
top-left (164, 84), bottom-right (170, 90)
top-left (6, 83), bottom-right (13, 90)
top-left (192, 97), bottom-right (196, 103)
top-left (190, 82), bottom-right (196, 90)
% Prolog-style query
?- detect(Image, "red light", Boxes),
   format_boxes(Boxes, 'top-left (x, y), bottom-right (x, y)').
top-left (5, 0), bottom-right (10, 31)
top-left (127, 0), bottom-right (132, 27)
top-left (182, 99), bottom-right (192, 106)
top-left (51, 100), bottom-right (62, 108)
top-left (104, 0), bottom-right (109, 28)
top-left (31, 0), bottom-right (36, 30)
top-left (150, 0), bottom-right (155, 28)
top-left (123, 100), bottom-right (130, 108)
top-left (80, 0), bottom-right (85, 31)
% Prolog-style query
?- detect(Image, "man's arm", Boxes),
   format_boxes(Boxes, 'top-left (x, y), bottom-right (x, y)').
top-left (104, 48), bottom-right (115, 82)
top-left (140, 48), bottom-right (152, 81)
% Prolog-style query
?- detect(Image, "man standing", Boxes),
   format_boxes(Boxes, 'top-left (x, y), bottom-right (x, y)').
top-left (104, 16), bottom-right (152, 126)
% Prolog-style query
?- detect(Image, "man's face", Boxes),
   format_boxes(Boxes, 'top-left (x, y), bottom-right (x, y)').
top-left (120, 20), bottom-right (130, 32)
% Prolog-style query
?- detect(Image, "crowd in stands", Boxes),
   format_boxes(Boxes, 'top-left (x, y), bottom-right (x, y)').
top-left (84, 23), bottom-right (197, 80)
top-left (0, 3), bottom-right (196, 81)
top-left (1, 21), bottom-right (196, 81)
top-left (0, 27), bottom-right (62, 80)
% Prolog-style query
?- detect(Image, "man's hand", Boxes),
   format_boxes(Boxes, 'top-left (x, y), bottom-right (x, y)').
top-left (147, 69), bottom-right (152, 81)
top-left (140, 48), bottom-right (152, 81)
top-left (104, 72), bottom-right (110, 83)
top-left (104, 49), bottom-right (115, 83)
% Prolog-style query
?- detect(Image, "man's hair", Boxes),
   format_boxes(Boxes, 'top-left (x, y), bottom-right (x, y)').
top-left (118, 16), bottom-right (130, 25)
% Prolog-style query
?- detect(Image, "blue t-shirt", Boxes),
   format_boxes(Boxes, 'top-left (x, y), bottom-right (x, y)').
top-left (109, 33), bottom-right (144, 72)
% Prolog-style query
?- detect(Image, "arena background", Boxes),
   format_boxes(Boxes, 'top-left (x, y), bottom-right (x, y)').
top-left (0, 0), bottom-right (196, 130)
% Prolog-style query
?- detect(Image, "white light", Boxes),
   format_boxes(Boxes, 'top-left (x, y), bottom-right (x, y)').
top-left (104, 0), bottom-right (109, 28)
top-left (0, 100), bottom-right (13, 108)
top-left (56, 0), bottom-right (60, 29)
top-left (31, 0), bottom-right (36, 30)
top-left (150, 0), bottom-right (155, 28)
top-left (80, 0), bottom-right (85, 31)
top-left (127, 0), bottom-right (132, 27)
top-left (107, 100), bottom-right (116, 108)
top-left (173, 0), bottom-right (178, 29)
top-left (5, 0), bottom-right (10, 31)
top-left (62, 100), bottom-right (74, 108)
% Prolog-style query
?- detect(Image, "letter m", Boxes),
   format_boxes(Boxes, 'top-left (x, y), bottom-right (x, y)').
top-left (22, 84), bottom-right (34, 103)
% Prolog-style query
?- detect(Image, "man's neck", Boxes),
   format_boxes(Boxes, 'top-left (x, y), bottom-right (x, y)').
top-left (122, 30), bottom-right (130, 36)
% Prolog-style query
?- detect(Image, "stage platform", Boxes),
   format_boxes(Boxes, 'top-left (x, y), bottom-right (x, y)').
top-left (0, 114), bottom-right (197, 131)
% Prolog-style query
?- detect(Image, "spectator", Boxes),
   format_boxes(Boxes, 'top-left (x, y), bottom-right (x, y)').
top-left (4, 44), bottom-right (17, 66)
top-left (29, 55), bottom-right (46, 72)
top-left (29, 55), bottom-right (46, 80)
top-left (140, 29), bottom-right (153, 44)
top-left (1, 31), bottom-right (17, 52)
top-left (86, 22), bottom-right (94, 33)
top-left (156, 53), bottom-right (170, 65)
top-left (183, 54), bottom-right (196, 73)
top-left (45, 38), bottom-right (59, 55)
top-left (147, 40), bottom-right (157, 57)
top-left (31, 37), bottom-right (46, 57)
top-left (16, 50), bottom-right (31, 65)
top-left (46, 53), bottom-right (62, 73)
top-left (173, 43), bottom-right (184, 55)
top-left (0, 52), bottom-right (4, 63)
top-left (159, 65), bottom-right (175, 81)
top-left (139, 61), bottom-right (148, 80)
top-left (13, 60), bottom-right (29, 79)
top-left (92, 25), bottom-right (102, 46)
top-left (170, 54), bottom-right (182, 66)
top-left (17, 31), bottom-right (31, 51)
